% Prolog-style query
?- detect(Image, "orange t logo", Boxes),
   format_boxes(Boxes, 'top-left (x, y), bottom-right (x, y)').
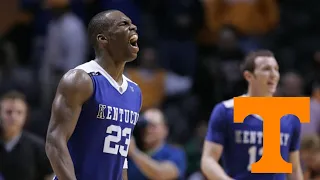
top-left (234, 97), bottom-right (310, 173)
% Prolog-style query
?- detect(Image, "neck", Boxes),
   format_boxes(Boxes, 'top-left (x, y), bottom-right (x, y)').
top-left (1, 130), bottom-right (21, 143)
top-left (95, 55), bottom-right (126, 84)
top-left (247, 85), bottom-right (273, 97)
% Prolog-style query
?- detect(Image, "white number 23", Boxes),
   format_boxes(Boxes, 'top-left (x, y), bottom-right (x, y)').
top-left (103, 125), bottom-right (131, 157)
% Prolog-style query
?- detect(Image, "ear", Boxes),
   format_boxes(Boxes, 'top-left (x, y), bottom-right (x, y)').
top-left (97, 34), bottom-right (108, 44)
top-left (243, 70), bottom-right (253, 82)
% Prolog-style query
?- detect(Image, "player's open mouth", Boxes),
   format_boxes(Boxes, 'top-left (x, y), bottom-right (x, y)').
top-left (129, 35), bottom-right (139, 53)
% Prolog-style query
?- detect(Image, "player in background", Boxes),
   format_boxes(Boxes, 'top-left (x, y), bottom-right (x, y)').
top-left (201, 50), bottom-right (303, 180)
top-left (45, 10), bottom-right (142, 180)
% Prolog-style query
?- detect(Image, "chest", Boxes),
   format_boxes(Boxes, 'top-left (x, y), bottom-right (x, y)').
top-left (225, 110), bottom-right (294, 147)
top-left (94, 89), bottom-right (139, 126)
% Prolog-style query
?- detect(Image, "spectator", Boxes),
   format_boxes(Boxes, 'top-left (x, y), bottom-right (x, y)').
top-left (279, 71), bottom-right (304, 97)
top-left (128, 108), bottom-right (187, 180)
top-left (0, 90), bottom-right (53, 180)
top-left (40, 0), bottom-right (87, 108)
top-left (301, 135), bottom-right (320, 180)
top-left (202, 0), bottom-right (279, 51)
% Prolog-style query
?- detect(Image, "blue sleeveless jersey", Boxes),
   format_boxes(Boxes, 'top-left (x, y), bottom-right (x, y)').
top-left (54, 61), bottom-right (142, 180)
top-left (206, 96), bottom-right (301, 180)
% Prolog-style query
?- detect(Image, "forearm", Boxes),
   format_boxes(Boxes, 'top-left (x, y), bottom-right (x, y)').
top-left (287, 168), bottom-right (303, 180)
top-left (46, 138), bottom-right (76, 180)
top-left (130, 149), bottom-right (164, 179)
top-left (201, 157), bottom-right (232, 180)
top-left (287, 151), bottom-right (303, 180)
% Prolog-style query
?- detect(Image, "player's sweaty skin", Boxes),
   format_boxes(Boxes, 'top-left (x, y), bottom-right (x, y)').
top-left (46, 69), bottom-right (93, 180)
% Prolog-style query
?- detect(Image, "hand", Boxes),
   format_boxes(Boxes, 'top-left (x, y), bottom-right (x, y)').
top-left (128, 137), bottom-right (138, 157)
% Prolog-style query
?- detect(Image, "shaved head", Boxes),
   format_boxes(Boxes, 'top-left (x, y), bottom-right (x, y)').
top-left (88, 10), bottom-right (122, 50)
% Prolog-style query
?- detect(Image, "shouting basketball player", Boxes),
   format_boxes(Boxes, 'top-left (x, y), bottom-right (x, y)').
top-left (45, 10), bottom-right (142, 180)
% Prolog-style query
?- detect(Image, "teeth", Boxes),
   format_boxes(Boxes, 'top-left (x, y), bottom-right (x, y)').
top-left (129, 35), bottom-right (138, 43)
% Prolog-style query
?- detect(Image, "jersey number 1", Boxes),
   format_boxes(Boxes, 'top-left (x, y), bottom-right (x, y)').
top-left (103, 125), bottom-right (131, 157)
top-left (247, 146), bottom-right (263, 171)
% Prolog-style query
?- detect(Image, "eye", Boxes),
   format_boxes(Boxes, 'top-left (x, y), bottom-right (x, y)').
top-left (119, 21), bottom-right (128, 26)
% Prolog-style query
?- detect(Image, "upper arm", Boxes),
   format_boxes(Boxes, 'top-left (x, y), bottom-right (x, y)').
top-left (203, 103), bottom-right (227, 160)
top-left (290, 116), bottom-right (302, 152)
top-left (46, 69), bottom-right (93, 143)
top-left (205, 103), bottom-right (227, 145)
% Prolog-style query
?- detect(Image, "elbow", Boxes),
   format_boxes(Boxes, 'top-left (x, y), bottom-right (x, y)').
top-left (200, 155), bottom-right (210, 176)
top-left (200, 156), bottom-right (206, 172)
top-left (45, 133), bottom-right (61, 159)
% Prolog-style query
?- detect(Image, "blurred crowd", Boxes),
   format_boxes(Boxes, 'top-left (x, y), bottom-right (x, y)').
top-left (1, 0), bottom-right (320, 179)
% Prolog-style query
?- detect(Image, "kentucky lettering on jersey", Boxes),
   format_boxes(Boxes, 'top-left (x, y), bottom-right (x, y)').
top-left (206, 96), bottom-right (301, 180)
top-left (96, 104), bottom-right (139, 125)
top-left (234, 130), bottom-right (290, 146)
top-left (53, 60), bottom-right (142, 180)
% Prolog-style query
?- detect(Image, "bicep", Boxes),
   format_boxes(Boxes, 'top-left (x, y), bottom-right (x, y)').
top-left (47, 70), bottom-right (93, 142)
top-left (48, 93), bottom-right (82, 140)
top-left (206, 104), bottom-right (227, 145)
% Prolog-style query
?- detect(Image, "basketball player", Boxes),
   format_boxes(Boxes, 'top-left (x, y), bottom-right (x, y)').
top-left (201, 50), bottom-right (303, 180)
top-left (45, 10), bottom-right (142, 180)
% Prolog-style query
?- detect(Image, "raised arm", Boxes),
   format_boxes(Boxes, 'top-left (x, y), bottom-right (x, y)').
top-left (45, 69), bottom-right (93, 180)
top-left (201, 104), bottom-right (233, 180)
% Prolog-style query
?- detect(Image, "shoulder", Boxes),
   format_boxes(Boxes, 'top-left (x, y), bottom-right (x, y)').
top-left (74, 61), bottom-right (98, 72)
top-left (211, 97), bottom-right (235, 114)
top-left (212, 94), bottom-right (248, 113)
top-left (221, 97), bottom-right (235, 109)
top-left (283, 114), bottom-right (301, 127)
top-left (56, 68), bottom-right (93, 103)
top-left (59, 69), bottom-right (92, 91)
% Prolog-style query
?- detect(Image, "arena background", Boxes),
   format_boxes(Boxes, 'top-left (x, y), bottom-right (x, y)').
top-left (0, 0), bottom-right (320, 179)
